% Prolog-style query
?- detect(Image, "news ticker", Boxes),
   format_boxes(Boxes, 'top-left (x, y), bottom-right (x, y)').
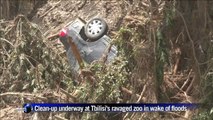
top-left (22, 103), bottom-right (198, 113)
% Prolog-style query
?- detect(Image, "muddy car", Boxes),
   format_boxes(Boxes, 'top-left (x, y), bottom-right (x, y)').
top-left (58, 17), bottom-right (117, 73)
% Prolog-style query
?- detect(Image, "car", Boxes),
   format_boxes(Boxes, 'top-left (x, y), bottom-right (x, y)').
top-left (58, 17), bottom-right (117, 74)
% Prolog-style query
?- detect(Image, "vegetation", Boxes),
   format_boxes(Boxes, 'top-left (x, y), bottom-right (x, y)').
top-left (0, 0), bottom-right (213, 120)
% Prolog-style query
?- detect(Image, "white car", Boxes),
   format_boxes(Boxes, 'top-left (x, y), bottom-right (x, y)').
top-left (59, 17), bottom-right (117, 73)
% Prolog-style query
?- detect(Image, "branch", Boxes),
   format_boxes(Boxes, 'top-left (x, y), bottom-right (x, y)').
top-left (67, 36), bottom-right (84, 69)
top-left (176, 9), bottom-right (202, 91)
top-left (0, 92), bottom-right (47, 101)
top-left (60, 88), bottom-right (77, 101)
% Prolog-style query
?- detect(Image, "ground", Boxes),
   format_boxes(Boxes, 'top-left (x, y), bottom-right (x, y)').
top-left (1, 0), bottom-right (213, 120)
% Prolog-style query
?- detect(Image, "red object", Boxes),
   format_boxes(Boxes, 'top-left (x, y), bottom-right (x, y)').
top-left (59, 28), bottom-right (67, 37)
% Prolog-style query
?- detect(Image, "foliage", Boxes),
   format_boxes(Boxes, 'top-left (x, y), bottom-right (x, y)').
top-left (0, 15), bottom-right (73, 94)
top-left (1, 0), bottom-right (213, 120)
top-left (164, 1), bottom-right (176, 26)
top-left (193, 110), bottom-right (213, 120)
top-left (154, 28), bottom-right (169, 103)
top-left (75, 53), bottom-right (129, 104)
